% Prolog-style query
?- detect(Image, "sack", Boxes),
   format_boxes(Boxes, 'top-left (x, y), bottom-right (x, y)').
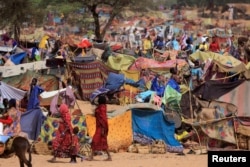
top-left (136, 143), bottom-right (151, 154)
top-left (151, 140), bottom-right (166, 154)
top-left (127, 144), bottom-right (138, 153)
top-left (79, 143), bottom-right (92, 157)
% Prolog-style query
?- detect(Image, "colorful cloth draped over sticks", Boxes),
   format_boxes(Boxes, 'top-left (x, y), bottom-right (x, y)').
top-left (37, 115), bottom-right (87, 144)
top-left (86, 111), bottom-right (132, 152)
top-left (129, 57), bottom-right (187, 70)
top-left (199, 117), bottom-right (236, 144)
top-left (68, 61), bottom-right (118, 100)
top-left (132, 108), bottom-right (184, 153)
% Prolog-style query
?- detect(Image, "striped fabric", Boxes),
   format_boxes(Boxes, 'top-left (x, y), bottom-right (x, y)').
top-left (68, 61), bottom-right (118, 100)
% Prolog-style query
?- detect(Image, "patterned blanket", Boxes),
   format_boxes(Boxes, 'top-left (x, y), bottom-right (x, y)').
top-left (38, 115), bottom-right (87, 143)
top-left (68, 60), bottom-right (118, 100)
top-left (86, 111), bottom-right (132, 152)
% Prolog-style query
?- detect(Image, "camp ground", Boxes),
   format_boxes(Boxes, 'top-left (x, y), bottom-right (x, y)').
top-left (1, 1), bottom-right (250, 167)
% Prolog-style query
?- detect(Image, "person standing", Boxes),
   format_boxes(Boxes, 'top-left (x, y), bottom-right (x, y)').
top-left (49, 104), bottom-right (73, 162)
top-left (88, 95), bottom-right (111, 161)
top-left (27, 78), bottom-right (44, 111)
top-left (209, 36), bottom-right (220, 53)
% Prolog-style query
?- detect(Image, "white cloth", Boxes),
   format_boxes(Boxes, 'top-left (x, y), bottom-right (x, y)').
top-left (40, 86), bottom-right (72, 99)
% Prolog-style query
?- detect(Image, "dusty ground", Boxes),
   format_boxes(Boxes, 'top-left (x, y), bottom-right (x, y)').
top-left (1, 100), bottom-right (207, 167)
top-left (0, 150), bottom-right (207, 167)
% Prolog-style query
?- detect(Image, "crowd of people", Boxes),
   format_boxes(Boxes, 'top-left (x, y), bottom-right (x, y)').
top-left (0, 4), bottom-right (249, 164)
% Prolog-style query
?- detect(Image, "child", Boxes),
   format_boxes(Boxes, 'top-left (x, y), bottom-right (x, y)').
top-left (70, 126), bottom-right (79, 163)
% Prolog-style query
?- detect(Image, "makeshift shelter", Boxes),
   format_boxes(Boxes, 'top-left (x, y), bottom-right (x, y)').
top-left (219, 81), bottom-right (250, 116)
top-left (2, 70), bottom-right (59, 92)
top-left (68, 60), bottom-right (118, 100)
top-left (2, 70), bottom-right (59, 106)
top-left (86, 111), bottom-right (132, 152)
top-left (106, 54), bottom-right (136, 71)
top-left (120, 70), bottom-right (140, 105)
top-left (37, 115), bottom-right (87, 143)
top-left (132, 108), bottom-right (183, 153)
top-left (0, 81), bottom-right (26, 100)
top-left (86, 104), bottom-right (183, 153)
top-left (129, 57), bottom-right (187, 70)
top-left (189, 51), bottom-right (250, 79)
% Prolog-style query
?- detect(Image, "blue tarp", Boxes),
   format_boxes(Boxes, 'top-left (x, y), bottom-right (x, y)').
top-left (132, 108), bottom-right (183, 153)
top-left (10, 52), bottom-right (26, 65)
top-left (20, 108), bottom-right (45, 140)
top-left (105, 72), bottom-right (125, 90)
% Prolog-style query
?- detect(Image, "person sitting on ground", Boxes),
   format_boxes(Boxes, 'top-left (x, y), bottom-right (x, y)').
top-left (2, 99), bottom-right (24, 137)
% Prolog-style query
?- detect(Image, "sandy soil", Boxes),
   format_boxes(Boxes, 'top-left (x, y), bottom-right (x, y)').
top-left (0, 150), bottom-right (207, 167)
top-left (1, 100), bottom-right (208, 167)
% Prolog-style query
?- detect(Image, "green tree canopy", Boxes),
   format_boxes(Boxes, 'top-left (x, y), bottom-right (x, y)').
top-left (0, 0), bottom-right (33, 41)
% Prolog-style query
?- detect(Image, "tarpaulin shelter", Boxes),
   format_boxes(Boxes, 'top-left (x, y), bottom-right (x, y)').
top-left (189, 51), bottom-right (250, 79)
top-left (219, 81), bottom-right (250, 116)
top-left (0, 81), bottom-right (26, 101)
top-left (86, 104), bottom-right (183, 153)
top-left (106, 54), bottom-right (136, 71)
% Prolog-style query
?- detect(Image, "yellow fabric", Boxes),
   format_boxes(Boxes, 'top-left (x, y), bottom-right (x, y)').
top-left (86, 111), bottom-right (132, 152)
top-left (106, 54), bottom-right (136, 71)
top-left (38, 35), bottom-right (49, 49)
top-left (188, 51), bottom-right (250, 78)
top-left (143, 39), bottom-right (152, 51)
top-left (179, 84), bottom-right (189, 94)
top-left (190, 51), bottom-right (243, 67)
top-left (120, 70), bottom-right (140, 105)
top-left (246, 62), bottom-right (250, 70)
top-left (175, 130), bottom-right (189, 141)
top-left (199, 44), bottom-right (208, 51)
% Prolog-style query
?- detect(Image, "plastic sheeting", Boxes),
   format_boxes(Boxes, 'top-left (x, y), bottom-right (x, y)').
top-left (0, 81), bottom-right (26, 101)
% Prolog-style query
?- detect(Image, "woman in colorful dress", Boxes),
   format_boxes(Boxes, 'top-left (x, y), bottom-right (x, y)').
top-left (49, 104), bottom-right (75, 162)
top-left (88, 95), bottom-right (112, 161)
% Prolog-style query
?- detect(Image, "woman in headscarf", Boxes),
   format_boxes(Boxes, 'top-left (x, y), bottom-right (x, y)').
top-left (88, 95), bottom-right (112, 161)
top-left (49, 104), bottom-right (74, 162)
